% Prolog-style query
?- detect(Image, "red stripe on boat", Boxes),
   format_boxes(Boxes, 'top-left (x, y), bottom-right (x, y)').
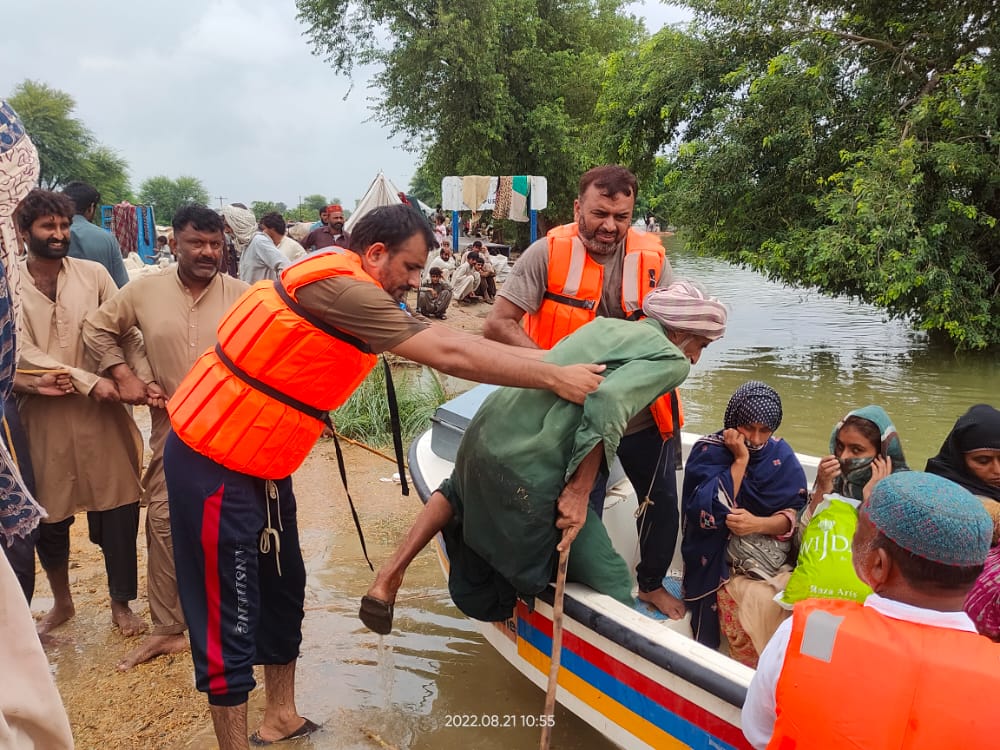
top-left (519, 602), bottom-right (748, 746)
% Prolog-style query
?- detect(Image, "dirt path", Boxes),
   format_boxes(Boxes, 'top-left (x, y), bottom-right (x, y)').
top-left (35, 294), bottom-right (494, 750)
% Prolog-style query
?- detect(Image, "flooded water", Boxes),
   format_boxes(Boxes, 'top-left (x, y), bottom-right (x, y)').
top-left (183, 240), bottom-right (996, 750)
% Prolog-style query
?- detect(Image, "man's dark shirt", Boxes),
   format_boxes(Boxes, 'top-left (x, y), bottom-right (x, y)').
top-left (302, 226), bottom-right (351, 253)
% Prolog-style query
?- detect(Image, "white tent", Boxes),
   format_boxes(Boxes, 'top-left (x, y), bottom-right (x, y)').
top-left (344, 172), bottom-right (403, 233)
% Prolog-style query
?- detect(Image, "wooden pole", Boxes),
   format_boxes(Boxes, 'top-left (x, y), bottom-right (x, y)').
top-left (539, 545), bottom-right (570, 750)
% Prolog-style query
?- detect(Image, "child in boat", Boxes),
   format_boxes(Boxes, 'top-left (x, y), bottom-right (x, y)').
top-left (926, 404), bottom-right (1000, 639)
top-left (681, 381), bottom-right (808, 667)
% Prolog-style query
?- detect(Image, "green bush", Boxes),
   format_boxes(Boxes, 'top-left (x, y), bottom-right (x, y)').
top-left (331, 364), bottom-right (446, 448)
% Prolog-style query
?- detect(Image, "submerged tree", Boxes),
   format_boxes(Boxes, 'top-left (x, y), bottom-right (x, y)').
top-left (296, 0), bottom-right (644, 221)
top-left (598, 1), bottom-right (1000, 349)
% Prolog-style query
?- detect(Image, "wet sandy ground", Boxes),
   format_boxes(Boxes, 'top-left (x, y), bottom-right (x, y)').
top-left (34, 296), bottom-right (609, 748)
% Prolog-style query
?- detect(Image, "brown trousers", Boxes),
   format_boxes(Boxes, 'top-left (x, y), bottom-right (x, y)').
top-left (145, 410), bottom-right (186, 635)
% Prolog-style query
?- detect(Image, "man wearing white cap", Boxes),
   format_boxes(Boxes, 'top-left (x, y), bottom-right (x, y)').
top-left (361, 281), bottom-right (727, 634)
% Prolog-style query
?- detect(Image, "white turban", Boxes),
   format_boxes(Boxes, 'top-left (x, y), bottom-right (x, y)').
top-left (642, 280), bottom-right (727, 341)
top-left (220, 204), bottom-right (257, 253)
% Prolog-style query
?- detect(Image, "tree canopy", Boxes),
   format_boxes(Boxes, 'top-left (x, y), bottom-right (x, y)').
top-left (296, 0), bottom-right (644, 222)
top-left (137, 176), bottom-right (210, 224)
top-left (8, 80), bottom-right (132, 203)
top-left (598, 0), bottom-right (1000, 349)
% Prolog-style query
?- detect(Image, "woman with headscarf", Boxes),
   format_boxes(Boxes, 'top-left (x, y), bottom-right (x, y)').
top-left (682, 381), bottom-right (808, 666)
top-left (807, 405), bottom-right (909, 517)
top-left (927, 404), bottom-right (1000, 639)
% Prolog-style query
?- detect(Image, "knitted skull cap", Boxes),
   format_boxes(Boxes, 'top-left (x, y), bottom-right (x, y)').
top-left (862, 471), bottom-right (992, 567)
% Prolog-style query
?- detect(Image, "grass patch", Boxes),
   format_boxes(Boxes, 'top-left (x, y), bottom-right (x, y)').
top-left (331, 363), bottom-right (447, 448)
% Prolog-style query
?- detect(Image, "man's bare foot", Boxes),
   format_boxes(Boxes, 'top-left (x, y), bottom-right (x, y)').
top-left (638, 587), bottom-right (687, 620)
top-left (36, 601), bottom-right (75, 636)
top-left (110, 602), bottom-right (149, 637)
top-left (117, 633), bottom-right (188, 671)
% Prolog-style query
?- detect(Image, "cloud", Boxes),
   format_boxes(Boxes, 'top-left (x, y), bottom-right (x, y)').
top-left (1, 0), bottom-right (686, 211)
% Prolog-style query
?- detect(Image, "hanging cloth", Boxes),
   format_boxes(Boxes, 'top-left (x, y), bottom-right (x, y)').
top-left (461, 176), bottom-right (492, 211)
top-left (493, 176), bottom-right (514, 220)
top-left (509, 175), bottom-right (529, 222)
top-left (111, 202), bottom-right (138, 255)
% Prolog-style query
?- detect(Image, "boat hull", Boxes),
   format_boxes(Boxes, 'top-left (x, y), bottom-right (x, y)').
top-left (409, 429), bottom-right (755, 750)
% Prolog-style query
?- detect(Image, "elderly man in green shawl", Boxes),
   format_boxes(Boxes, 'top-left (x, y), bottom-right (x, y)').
top-left (360, 281), bottom-right (728, 634)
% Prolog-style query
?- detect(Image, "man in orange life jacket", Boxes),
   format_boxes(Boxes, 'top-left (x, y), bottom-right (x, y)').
top-left (484, 165), bottom-right (685, 618)
top-left (162, 204), bottom-right (605, 750)
top-left (742, 471), bottom-right (999, 749)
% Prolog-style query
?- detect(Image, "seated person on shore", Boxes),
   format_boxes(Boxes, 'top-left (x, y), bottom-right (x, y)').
top-left (451, 250), bottom-right (483, 302)
top-left (681, 382), bottom-right (807, 667)
top-left (359, 282), bottom-right (728, 634)
top-left (416, 267), bottom-right (452, 320)
top-left (742, 472), bottom-right (998, 750)
top-left (424, 244), bottom-right (456, 283)
top-left (926, 404), bottom-right (1000, 639)
top-left (476, 253), bottom-right (496, 304)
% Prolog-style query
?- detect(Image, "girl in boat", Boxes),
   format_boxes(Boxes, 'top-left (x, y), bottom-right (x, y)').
top-left (681, 381), bottom-right (808, 667)
top-left (926, 404), bottom-right (1000, 639)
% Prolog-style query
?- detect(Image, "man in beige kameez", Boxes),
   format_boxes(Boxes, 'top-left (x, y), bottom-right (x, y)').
top-left (13, 189), bottom-right (146, 638)
top-left (84, 203), bottom-right (248, 670)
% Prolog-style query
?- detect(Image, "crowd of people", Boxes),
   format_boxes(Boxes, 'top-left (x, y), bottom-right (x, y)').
top-left (0, 93), bottom-right (997, 750)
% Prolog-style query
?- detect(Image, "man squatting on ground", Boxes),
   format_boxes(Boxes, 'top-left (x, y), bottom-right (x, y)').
top-left (161, 204), bottom-right (605, 749)
top-left (361, 282), bottom-right (727, 633)
top-left (83, 204), bottom-right (249, 670)
top-left (484, 164), bottom-right (686, 618)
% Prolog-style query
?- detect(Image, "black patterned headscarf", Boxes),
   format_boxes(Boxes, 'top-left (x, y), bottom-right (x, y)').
top-left (724, 381), bottom-right (783, 432)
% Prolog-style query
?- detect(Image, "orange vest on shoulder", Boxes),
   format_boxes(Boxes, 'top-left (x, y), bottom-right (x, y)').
top-left (523, 223), bottom-right (682, 438)
top-left (168, 252), bottom-right (379, 479)
top-left (769, 598), bottom-right (1000, 750)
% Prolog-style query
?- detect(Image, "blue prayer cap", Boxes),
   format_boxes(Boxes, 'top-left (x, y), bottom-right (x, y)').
top-left (862, 472), bottom-right (992, 567)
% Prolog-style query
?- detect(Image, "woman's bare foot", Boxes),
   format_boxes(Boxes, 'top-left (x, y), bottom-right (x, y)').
top-left (116, 633), bottom-right (188, 671)
top-left (36, 600), bottom-right (75, 636)
top-left (110, 602), bottom-right (149, 637)
top-left (637, 587), bottom-right (687, 620)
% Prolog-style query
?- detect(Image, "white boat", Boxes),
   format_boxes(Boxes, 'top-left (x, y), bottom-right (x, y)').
top-left (408, 385), bottom-right (820, 750)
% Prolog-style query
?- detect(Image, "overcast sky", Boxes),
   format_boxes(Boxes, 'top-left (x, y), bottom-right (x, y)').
top-left (1, 1), bottom-right (690, 212)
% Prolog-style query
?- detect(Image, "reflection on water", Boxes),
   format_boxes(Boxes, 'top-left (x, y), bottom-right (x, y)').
top-left (668, 241), bottom-right (999, 465)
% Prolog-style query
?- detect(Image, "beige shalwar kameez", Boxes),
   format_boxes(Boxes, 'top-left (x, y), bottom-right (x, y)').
top-left (17, 257), bottom-right (142, 523)
top-left (83, 266), bottom-right (248, 634)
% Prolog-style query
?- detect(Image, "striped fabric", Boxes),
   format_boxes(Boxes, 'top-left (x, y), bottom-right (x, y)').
top-left (642, 280), bottom-right (727, 340)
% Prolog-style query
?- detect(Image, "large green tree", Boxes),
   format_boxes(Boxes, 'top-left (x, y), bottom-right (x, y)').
top-left (137, 176), bottom-right (210, 223)
top-left (7, 80), bottom-right (132, 202)
top-left (598, 1), bottom-right (1000, 349)
top-left (296, 0), bottom-right (644, 222)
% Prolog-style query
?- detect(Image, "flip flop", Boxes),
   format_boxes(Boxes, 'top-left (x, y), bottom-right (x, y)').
top-left (248, 718), bottom-right (320, 746)
top-left (359, 594), bottom-right (394, 635)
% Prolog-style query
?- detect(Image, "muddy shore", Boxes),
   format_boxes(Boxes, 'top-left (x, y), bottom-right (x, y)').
top-left (34, 297), bottom-right (495, 750)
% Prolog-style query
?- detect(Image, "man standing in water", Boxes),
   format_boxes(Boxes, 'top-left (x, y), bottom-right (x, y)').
top-left (484, 165), bottom-right (686, 618)
top-left (162, 204), bottom-right (605, 749)
top-left (84, 204), bottom-right (249, 670)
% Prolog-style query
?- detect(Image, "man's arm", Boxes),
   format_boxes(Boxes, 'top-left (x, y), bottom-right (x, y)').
top-left (389, 325), bottom-right (603, 404)
top-left (104, 235), bottom-right (130, 288)
top-left (482, 296), bottom-right (539, 348)
top-left (260, 239), bottom-right (290, 275)
top-left (83, 285), bottom-right (152, 403)
top-left (556, 443), bottom-right (603, 550)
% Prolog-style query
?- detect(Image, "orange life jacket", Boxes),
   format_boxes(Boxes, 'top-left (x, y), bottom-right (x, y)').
top-left (168, 251), bottom-right (378, 479)
top-left (522, 223), bottom-right (682, 439)
top-left (769, 598), bottom-right (1000, 750)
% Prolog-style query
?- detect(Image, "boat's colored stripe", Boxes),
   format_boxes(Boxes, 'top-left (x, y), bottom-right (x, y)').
top-left (519, 606), bottom-right (749, 749)
top-left (517, 635), bottom-right (689, 749)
